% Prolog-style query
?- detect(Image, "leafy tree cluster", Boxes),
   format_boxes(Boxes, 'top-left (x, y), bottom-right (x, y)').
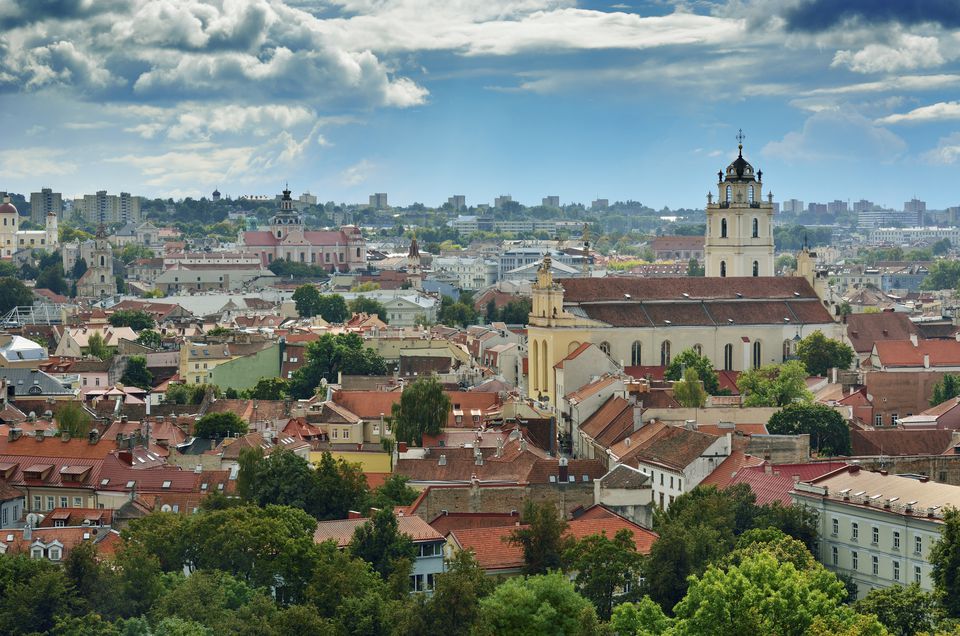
top-left (135, 329), bottom-right (163, 349)
top-left (241, 376), bottom-right (289, 400)
top-left (120, 355), bottom-right (154, 390)
top-left (349, 296), bottom-right (389, 322)
top-left (0, 277), bottom-right (33, 314)
top-left (292, 286), bottom-right (350, 323)
top-left (773, 225), bottom-right (833, 251)
top-left (485, 297), bottom-right (531, 324)
top-left (165, 383), bottom-right (220, 405)
top-left (767, 403), bottom-right (851, 456)
top-left (796, 330), bottom-right (855, 377)
top-left (924, 260), bottom-right (960, 291)
top-left (55, 402), bottom-right (92, 438)
top-left (288, 333), bottom-right (388, 399)
top-left (437, 294), bottom-right (478, 327)
top-left (108, 309), bottom-right (156, 330)
top-left (736, 360), bottom-right (812, 407)
top-left (665, 348), bottom-right (720, 395)
top-left (268, 257), bottom-right (332, 280)
top-left (391, 376), bottom-right (451, 446)
top-left (194, 412), bottom-right (248, 439)
top-left (931, 374), bottom-right (960, 406)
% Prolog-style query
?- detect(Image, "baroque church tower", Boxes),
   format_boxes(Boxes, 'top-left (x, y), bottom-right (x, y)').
top-left (704, 131), bottom-right (775, 278)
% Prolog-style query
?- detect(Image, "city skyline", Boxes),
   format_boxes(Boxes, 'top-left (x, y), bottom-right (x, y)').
top-left (2, 1), bottom-right (960, 208)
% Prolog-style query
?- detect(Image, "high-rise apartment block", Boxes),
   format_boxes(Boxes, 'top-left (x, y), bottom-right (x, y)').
top-left (591, 199), bottom-right (608, 209)
top-left (904, 198), bottom-right (926, 225)
top-left (542, 195), bottom-right (560, 207)
top-left (369, 193), bottom-right (389, 209)
top-left (447, 195), bottom-right (466, 211)
top-left (30, 188), bottom-right (63, 223)
top-left (73, 191), bottom-right (141, 225)
top-left (827, 200), bottom-right (848, 215)
top-left (494, 195), bottom-right (513, 209)
top-left (781, 199), bottom-right (804, 215)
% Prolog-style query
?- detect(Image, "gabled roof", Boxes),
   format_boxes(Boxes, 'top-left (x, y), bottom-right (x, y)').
top-left (699, 451), bottom-right (765, 489)
top-left (728, 461), bottom-right (847, 505)
top-left (851, 429), bottom-right (955, 457)
top-left (564, 374), bottom-right (621, 403)
top-left (622, 426), bottom-right (721, 471)
top-left (873, 339), bottom-right (960, 368)
top-left (579, 396), bottom-right (634, 446)
top-left (846, 312), bottom-right (918, 354)
top-left (553, 342), bottom-right (594, 370)
top-left (313, 514), bottom-right (444, 548)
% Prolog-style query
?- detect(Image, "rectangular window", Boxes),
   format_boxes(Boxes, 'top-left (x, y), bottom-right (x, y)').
top-left (832, 518), bottom-right (839, 536)
top-left (73, 497), bottom-right (82, 507)
top-left (660, 473), bottom-right (664, 486)
top-left (33, 495), bottom-right (41, 511)
top-left (893, 531), bottom-right (900, 550)
top-left (916, 535), bottom-right (923, 554)
top-left (46, 496), bottom-right (54, 510)
top-left (851, 551), bottom-right (858, 570)
top-left (915, 565), bottom-right (922, 584)
top-left (872, 555), bottom-right (879, 575)
top-left (875, 414), bottom-right (882, 426)
top-left (872, 527), bottom-right (879, 545)
top-left (670, 476), bottom-right (674, 489)
top-left (59, 496), bottom-right (68, 508)
top-left (891, 413), bottom-right (898, 424)
top-left (831, 546), bottom-right (839, 565)
top-left (332, 429), bottom-right (338, 439)
top-left (893, 560), bottom-right (900, 581)
top-left (852, 523), bottom-right (859, 541)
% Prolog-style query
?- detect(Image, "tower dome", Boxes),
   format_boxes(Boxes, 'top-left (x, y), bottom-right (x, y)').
top-left (0, 197), bottom-right (18, 215)
top-left (725, 145), bottom-right (755, 181)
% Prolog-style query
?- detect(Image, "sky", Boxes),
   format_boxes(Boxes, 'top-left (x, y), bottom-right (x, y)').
top-left (2, 0), bottom-right (960, 210)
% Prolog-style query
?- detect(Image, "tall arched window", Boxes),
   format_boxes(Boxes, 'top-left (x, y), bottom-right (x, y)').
top-left (720, 261), bottom-right (727, 277)
top-left (693, 344), bottom-right (702, 356)
top-left (752, 217), bottom-right (759, 238)
top-left (631, 341), bottom-right (642, 366)
top-left (599, 341), bottom-right (611, 356)
top-left (752, 261), bottom-right (759, 277)
top-left (660, 341), bottom-right (671, 367)
top-left (749, 185), bottom-right (755, 203)
top-left (782, 339), bottom-right (792, 362)
top-left (720, 218), bottom-right (728, 238)
top-left (99, 255), bottom-right (105, 267)
top-left (753, 341), bottom-right (762, 369)
top-left (541, 341), bottom-right (549, 396)
top-left (726, 185), bottom-right (732, 202)
top-left (723, 344), bottom-right (733, 371)
top-left (531, 340), bottom-right (539, 392)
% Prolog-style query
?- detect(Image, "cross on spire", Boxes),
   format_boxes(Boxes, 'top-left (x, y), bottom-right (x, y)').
top-left (736, 128), bottom-right (745, 147)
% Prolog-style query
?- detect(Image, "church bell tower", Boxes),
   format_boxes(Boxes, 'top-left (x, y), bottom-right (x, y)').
top-left (704, 130), bottom-right (775, 278)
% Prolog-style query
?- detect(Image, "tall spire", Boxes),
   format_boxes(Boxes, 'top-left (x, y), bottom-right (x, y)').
top-left (408, 232), bottom-right (420, 258)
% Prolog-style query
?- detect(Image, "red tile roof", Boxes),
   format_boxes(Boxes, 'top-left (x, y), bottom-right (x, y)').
top-left (564, 374), bottom-right (620, 403)
top-left (699, 451), bottom-right (765, 489)
top-left (332, 390), bottom-right (500, 428)
top-left (620, 425), bottom-right (720, 471)
top-left (554, 342), bottom-right (593, 370)
top-left (850, 429), bottom-right (955, 456)
top-left (579, 396), bottom-right (634, 446)
top-left (726, 461), bottom-right (848, 505)
top-left (314, 514), bottom-right (445, 548)
top-left (428, 511), bottom-right (522, 535)
top-left (846, 313), bottom-right (918, 354)
top-left (874, 339), bottom-right (960, 368)
top-left (0, 526), bottom-right (121, 559)
top-left (558, 276), bottom-right (820, 302)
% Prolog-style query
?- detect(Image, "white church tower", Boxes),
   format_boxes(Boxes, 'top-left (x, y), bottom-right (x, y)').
top-left (704, 130), bottom-right (775, 278)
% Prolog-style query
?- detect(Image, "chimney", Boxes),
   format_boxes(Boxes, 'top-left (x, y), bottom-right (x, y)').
top-left (849, 464), bottom-right (860, 474)
top-left (474, 448), bottom-right (483, 466)
top-left (924, 354), bottom-right (930, 369)
top-left (118, 450), bottom-right (133, 465)
top-left (558, 456), bottom-right (569, 482)
top-left (792, 474), bottom-right (800, 483)
top-left (910, 333), bottom-right (919, 346)
top-left (23, 523), bottom-right (31, 541)
top-left (438, 454), bottom-right (447, 466)
top-left (397, 441), bottom-right (408, 453)
top-left (347, 510), bottom-right (363, 519)
top-left (60, 431), bottom-right (70, 443)
top-left (35, 431), bottom-right (44, 442)
top-left (8, 428), bottom-right (21, 442)
top-left (764, 462), bottom-right (772, 475)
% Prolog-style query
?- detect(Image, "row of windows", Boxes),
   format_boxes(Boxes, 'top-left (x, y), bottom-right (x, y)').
top-left (831, 518), bottom-right (923, 554)
top-left (719, 260), bottom-right (761, 277)
top-left (599, 340), bottom-right (772, 371)
top-left (719, 216), bottom-right (762, 238)
top-left (33, 495), bottom-right (85, 510)
top-left (831, 547), bottom-right (922, 584)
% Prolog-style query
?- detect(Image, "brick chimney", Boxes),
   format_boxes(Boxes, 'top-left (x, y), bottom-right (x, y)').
top-left (558, 457), bottom-right (569, 482)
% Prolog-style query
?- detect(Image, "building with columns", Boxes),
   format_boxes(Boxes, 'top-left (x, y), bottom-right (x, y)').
top-left (704, 136), bottom-right (775, 278)
top-left (238, 187), bottom-right (366, 271)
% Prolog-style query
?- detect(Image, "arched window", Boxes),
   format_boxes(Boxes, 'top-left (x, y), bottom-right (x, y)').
top-left (753, 341), bottom-right (762, 369)
top-left (720, 218), bottom-right (728, 238)
top-left (568, 341), bottom-right (582, 355)
top-left (599, 341), bottom-right (611, 356)
top-left (723, 344), bottom-right (733, 371)
top-left (631, 341), bottom-right (642, 366)
top-left (530, 340), bottom-right (539, 391)
top-left (720, 261), bottom-right (727, 277)
top-left (752, 217), bottom-right (759, 238)
top-left (749, 185), bottom-right (755, 203)
top-left (693, 344), bottom-right (702, 356)
top-left (726, 185), bottom-right (732, 202)
top-left (753, 261), bottom-right (759, 277)
top-left (277, 230), bottom-right (282, 238)
top-left (783, 339), bottom-right (792, 362)
top-left (541, 341), bottom-right (549, 396)
top-left (99, 275), bottom-right (105, 283)
top-left (660, 341), bottom-right (671, 367)
top-left (99, 255), bottom-right (105, 267)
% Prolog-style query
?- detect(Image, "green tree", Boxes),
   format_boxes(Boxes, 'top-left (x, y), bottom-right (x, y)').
top-left (931, 374), bottom-right (960, 407)
top-left (485, 299), bottom-right (498, 322)
top-left (109, 310), bottom-right (156, 330)
top-left (672, 366), bottom-right (707, 408)
top-left (135, 329), bottom-right (163, 349)
top-left (498, 298), bottom-right (532, 324)
top-left (423, 550), bottom-right (494, 634)
top-left (194, 412), bottom-right (248, 439)
top-left (316, 293), bottom-right (349, 323)
top-left (0, 277), bottom-right (34, 314)
top-left (87, 332), bottom-right (110, 361)
top-left (121, 512), bottom-right (190, 572)
top-left (118, 244), bottom-right (154, 264)
top-left (932, 506), bottom-right (960, 619)
top-left (473, 572), bottom-right (601, 636)
top-left (775, 254), bottom-right (798, 273)
top-left (36, 263), bottom-right (69, 295)
top-left (686, 258), bottom-right (704, 277)
top-left (164, 383), bottom-right (190, 405)
top-left (366, 474), bottom-right (418, 510)
top-left (436, 295), bottom-right (478, 327)
top-left (243, 377), bottom-right (288, 400)
top-left (236, 446), bottom-right (263, 502)
top-left (736, 360), bottom-right (812, 407)
top-left (664, 348), bottom-right (719, 394)
top-left (120, 355), bottom-right (154, 390)
top-left (240, 448), bottom-right (318, 513)
top-left (610, 596), bottom-right (673, 636)
top-left (71, 257), bottom-right (88, 281)
top-left (0, 556), bottom-right (79, 636)
top-left (796, 330), bottom-right (855, 376)
top-left (767, 403), bottom-right (851, 456)
top-left (922, 259), bottom-right (960, 290)
top-left (305, 540), bottom-right (386, 621)
top-left (0, 261), bottom-right (16, 278)
top-left (292, 285), bottom-right (323, 318)
top-left (565, 528), bottom-right (645, 620)
top-left (56, 402), bottom-right (92, 438)
top-left (507, 501), bottom-right (574, 575)
top-left (313, 452), bottom-right (369, 520)
top-left (671, 550), bottom-right (883, 636)
top-left (933, 238), bottom-right (952, 256)
top-left (348, 297), bottom-right (390, 323)
top-left (349, 507), bottom-right (417, 580)
top-left (390, 376), bottom-right (451, 446)
top-left (288, 333), bottom-right (388, 399)
top-left (853, 583), bottom-right (940, 636)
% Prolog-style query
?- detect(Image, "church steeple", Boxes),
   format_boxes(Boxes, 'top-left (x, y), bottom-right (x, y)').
top-left (406, 232), bottom-right (422, 290)
top-left (703, 130), bottom-right (775, 278)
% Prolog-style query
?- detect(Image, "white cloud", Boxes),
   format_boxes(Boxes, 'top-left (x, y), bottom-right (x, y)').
top-left (832, 34), bottom-right (943, 74)
top-left (878, 101), bottom-right (960, 125)
top-left (763, 109), bottom-right (907, 162)
top-left (340, 159), bottom-right (374, 187)
top-left (0, 148), bottom-right (78, 179)
top-left (923, 133), bottom-right (960, 165)
top-left (805, 74), bottom-right (960, 96)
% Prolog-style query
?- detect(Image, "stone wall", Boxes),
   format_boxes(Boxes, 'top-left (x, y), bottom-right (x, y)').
top-left (412, 482), bottom-right (596, 521)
